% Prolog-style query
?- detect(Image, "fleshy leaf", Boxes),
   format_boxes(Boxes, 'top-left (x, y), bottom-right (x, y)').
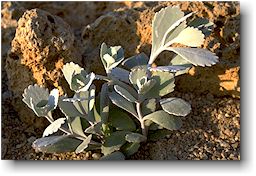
top-left (169, 54), bottom-right (192, 76)
top-left (103, 54), bottom-right (115, 68)
top-left (151, 6), bottom-right (184, 56)
top-left (84, 122), bottom-right (102, 135)
top-left (129, 66), bottom-right (147, 90)
top-left (87, 85), bottom-right (96, 123)
top-left (109, 91), bottom-right (138, 118)
top-left (109, 108), bottom-right (136, 131)
top-left (71, 72), bottom-right (95, 93)
top-left (143, 110), bottom-right (182, 130)
top-left (164, 21), bottom-right (186, 47)
top-left (188, 17), bottom-right (214, 37)
top-left (110, 67), bottom-right (130, 83)
top-left (58, 96), bottom-right (84, 118)
top-left (32, 135), bottom-right (82, 153)
top-left (22, 84), bottom-right (50, 117)
top-left (100, 83), bottom-right (109, 123)
top-left (167, 47), bottom-right (219, 67)
top-left (114, 85), bottom-right (137, 102)
top-left (75, 134), bottom-right (92, 154)
top-left (141, 99), bottom-right (157, 116)
top-left (101, 131), bottom-right (128, 156)
top-left (72, 91), bottom-right (90, 115)
top-left (122, 142), bottom-right (140, 157)
top-left (149, 6), bottom-right (193, 64)
top-left (100, 151), bottom-right (125, 160)
top-left (48, 89), bottom-right (59, 111)
top-left (100, 42), bottom-right (108, 69)
top-left (139, 79), bottom-right (156, 95)
top-left (122, 53), bottom-right (149, 70)
top-left (62, 62), bottom-right (85, 88)
top-left (71, 116), bottom-right (87, 138)
top-left (125, 133), bottom-right (147, 143)
top-left (100, 43), bottom-right (124, 72)
top-left (171, 27), bottom-right (205, 47)
top-left (144, 71), bottom-right (175, 99)
top-left (160, 97), bottom-right (191, 117)
top-left (43, 118), bottom-right (66, 137)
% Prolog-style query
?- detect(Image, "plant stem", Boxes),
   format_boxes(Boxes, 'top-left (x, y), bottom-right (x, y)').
top-left (136, 102), bottom-right (147, 137)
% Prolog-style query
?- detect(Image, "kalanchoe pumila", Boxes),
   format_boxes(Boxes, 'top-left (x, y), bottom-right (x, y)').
top-left (22, 6), bottom-right (218, 160)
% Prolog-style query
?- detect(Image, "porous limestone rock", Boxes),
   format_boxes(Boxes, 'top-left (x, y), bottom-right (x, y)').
top-left (5, 9), bottom-right (82, 127)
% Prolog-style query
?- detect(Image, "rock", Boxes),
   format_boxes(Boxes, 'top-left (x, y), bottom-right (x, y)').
top-left (5, 8), bottom-right (82, 128)
top-left (82, 1), bottom-right (240, 98)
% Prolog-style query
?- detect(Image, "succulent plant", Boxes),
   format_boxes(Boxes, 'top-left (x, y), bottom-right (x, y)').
top-left (22, 6), bottom-right (218, 160)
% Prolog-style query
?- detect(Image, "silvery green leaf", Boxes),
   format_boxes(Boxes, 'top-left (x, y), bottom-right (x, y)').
top-left (73, 91), bottom-right (90, 115)
top-left (71, 72), bottom-right (95, 93)
top-left (32, 135), bottom-right (81, 153)
top-left (151, 6), bottom-right (184, 56)
top-left (125, 133), bottom-right (147, 143)
top-left (129, 66), bottom-right (147, 90)
top-left (101, 131), bottom-right (128, 156)
top-left (100, 43), bottom-right (124, 72)
top-left (141, 99), bottom-right (156, 116)
top-left (62, 62), bottom-right (85, 88)
top-left (188, 17), bottom-right (214, 37)
top-left (109, 91), bottom-right (138, 118)
top-left (122, 52), bottom-right (149, 70)
top-left (149, 6), bottom-right (193, 64)
top-left (164, 21), bottom-right (186, 46)
top-left (58, 96), bottom-right (84, 118)
top-left (160, 97), bottom-right (191, 117)
top-left (100, 83), bottom-right (109, 123)
top-left (103, 54), bottom-right (115, 68)
top-left (100, 151), bottom-right (125, 160)
top-left (170, 54), bottom-right (192, 66)
top-left (169, 54), bottom-right (192, 76)
top-left (171, 27), bottom-right (205, 47)
top-left (109, 108), bottom-right (136, 131)
top-left (87, 85), bottom-right (96, 123)
top-left (71, 116), bottom-right (87, 138)
top-left (100, 43), bottom-right (108, 69)
top-left (149, 65), bottom-right (188, 73)
top-left (47, 88), bottom-right (59, 111)
top-left (22, 84), bottom-right (49, 116)
top-left (43, 118), bottom-right (66, 137)
top-left (122, 142), bottom-right (140, 157)
top-left (144, 71), bottom-right (175, 99)
top-left (110, 67), bottom-right (130, 83)
top-left (114, 85), bottom-right (137, 102)
top-left (75, 134), bottom-right (92, 154)
top-left (167, 47), bottom-right (219, 67)
top-left (139, 79), bottom-right (156, 95)
top-left (143, 110), bottom-right (182, 130)
top-left (93, 106), bottom-right (101, 123)
top-left (84, 122), bottom-right (102, 135)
